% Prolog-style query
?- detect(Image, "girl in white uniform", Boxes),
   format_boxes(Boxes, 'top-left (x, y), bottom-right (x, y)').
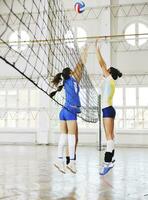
top-left (96, 41), bottom-right (122, 175)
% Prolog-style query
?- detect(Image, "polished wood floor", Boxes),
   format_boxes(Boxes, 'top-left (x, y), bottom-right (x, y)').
top-left (0, 145), bottom-right (148, 200)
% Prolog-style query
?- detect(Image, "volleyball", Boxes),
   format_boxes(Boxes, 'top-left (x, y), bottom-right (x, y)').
top-left (74, 1), bottom-right (85, 14)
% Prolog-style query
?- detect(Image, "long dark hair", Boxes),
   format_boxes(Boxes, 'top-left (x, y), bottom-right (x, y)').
top-left (109, 67), bottom-right (122, 80)
top-left (49, 67), bottom-right (72, 98)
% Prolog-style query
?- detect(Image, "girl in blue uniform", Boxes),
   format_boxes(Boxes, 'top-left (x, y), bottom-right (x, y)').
top-left (96, 41), bottom-right (122, 175)
top-left (50, 46), bottom-right (88, 173)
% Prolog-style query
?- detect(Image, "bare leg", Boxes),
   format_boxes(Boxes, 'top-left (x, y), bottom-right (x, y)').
top-left (60, 120), bottom-right (68, 134)
top-left (103, 118), bottom-right (114, 140)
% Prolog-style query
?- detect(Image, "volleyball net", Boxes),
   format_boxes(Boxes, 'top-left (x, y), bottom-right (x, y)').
top-left (0, 0), bottom-right (99, 123)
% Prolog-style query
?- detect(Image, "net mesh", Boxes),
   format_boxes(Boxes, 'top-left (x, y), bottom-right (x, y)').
top-left (0, 0), bottom-right (99, 123)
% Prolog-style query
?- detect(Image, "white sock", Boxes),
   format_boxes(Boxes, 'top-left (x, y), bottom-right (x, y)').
top-left (68, 134), bottom-right (75, 160)
top-left (58, 133), bottom-right (68, 159)
top-left (106, 140), bottom-right (114, 152)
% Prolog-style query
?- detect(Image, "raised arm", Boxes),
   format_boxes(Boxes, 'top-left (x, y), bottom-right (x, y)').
top-left (72, 45), bottom-right (88, 83)
top-left (95, 40), bottom-right (110, 77)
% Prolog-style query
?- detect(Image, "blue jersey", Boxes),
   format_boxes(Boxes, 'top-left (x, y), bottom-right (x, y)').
top-left (64, 76), bottom-right (81, 108)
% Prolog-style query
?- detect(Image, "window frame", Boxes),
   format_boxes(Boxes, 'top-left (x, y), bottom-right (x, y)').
top-left (115, 85), bottom-right (148, 130)
top-left (124, 21), bottom-right (148, 47)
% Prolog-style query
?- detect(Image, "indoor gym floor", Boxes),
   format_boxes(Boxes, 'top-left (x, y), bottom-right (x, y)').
top-left (0, 145), bottom-right (147, 200)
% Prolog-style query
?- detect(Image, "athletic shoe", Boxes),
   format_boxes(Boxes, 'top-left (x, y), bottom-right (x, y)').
top-left (99, 162), bottom-right (114, 176)
top-left (67, 160), bottom-right (76, 174)
top-left (54, 159), bottom-right (66, 174)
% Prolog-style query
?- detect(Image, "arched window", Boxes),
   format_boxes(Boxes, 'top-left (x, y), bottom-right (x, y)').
top-left (9, 30), bottom-right (30, 51)
top-left (124, 22), bottom-right (148, 46)
top-left (65, 27), bottom-right (87, 49)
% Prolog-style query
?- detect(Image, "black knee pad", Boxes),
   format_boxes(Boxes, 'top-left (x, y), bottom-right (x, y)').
top-left (104, 152), bottom-right (113, 162)
top-left (74, 154), bottom-right (76, 160)
top-left (66, 156), bottom-right (70, 165)
top-left (112, 149), bottom-right (115, 157)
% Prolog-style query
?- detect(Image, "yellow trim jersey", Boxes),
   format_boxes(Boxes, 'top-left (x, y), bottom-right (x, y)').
top-left (101, 75), bottom-right (115, 109)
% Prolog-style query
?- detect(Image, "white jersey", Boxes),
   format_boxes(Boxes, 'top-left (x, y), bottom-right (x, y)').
top-left (101, 75), bottom-right (115, 109)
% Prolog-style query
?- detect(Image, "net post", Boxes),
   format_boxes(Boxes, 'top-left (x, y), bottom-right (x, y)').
top-left (98, 94), bottom-right (102, 151)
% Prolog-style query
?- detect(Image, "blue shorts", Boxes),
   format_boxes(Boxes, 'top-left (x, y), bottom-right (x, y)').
top-left (59, 107), bottom-right (78, 121)
top-left (102, 106), bottom-right (116, 118)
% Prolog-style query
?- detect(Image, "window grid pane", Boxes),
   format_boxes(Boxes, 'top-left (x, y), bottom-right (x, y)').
top-left (115, 86), bottom-right (148, 130)
top-left (7, 90), bottom-right (17, 108)
top-left (0, 88), bottom-right (39, 129)
top-left (114, 88), bottom-right (123, 106)
top-left (125, 88), bottom-right (136, 106)
top-left (18, 89), bottom-right (28, 108)
top-left (0, 90), bottom-right (6, 108)
top-left (139, 88), bottom-right (148, 106)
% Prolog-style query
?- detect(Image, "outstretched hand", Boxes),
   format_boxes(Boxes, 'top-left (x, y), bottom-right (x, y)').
top-left (95, 39), bottom-right (100, 50)
top-left (72, 42), bottom-right (89, 83)
top-left (82, 42), bottom-right (89, 52)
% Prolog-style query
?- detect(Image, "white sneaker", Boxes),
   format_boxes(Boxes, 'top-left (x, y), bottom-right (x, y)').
top-left (54, 159), bottom-right (66, 174)
top-left (99, 162), bottom-right (114, 176)
top-left (67, 160), bottom-right (77, 174)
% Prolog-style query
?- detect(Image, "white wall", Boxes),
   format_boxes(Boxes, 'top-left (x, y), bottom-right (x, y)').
top-left (111, 14), bottom-right (148, 73)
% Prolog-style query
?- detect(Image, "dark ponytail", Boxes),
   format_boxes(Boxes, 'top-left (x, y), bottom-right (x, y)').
top-left (49, 67), bottom-right (72, 98)
top-left (52, 73), bottom-right (62, 87)
top-left (109, 67), bottom-right (122, 80)
top-left (118, 71), bottom-right (122, 78)
top-left (49, 84), bottom-right (64, 98)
